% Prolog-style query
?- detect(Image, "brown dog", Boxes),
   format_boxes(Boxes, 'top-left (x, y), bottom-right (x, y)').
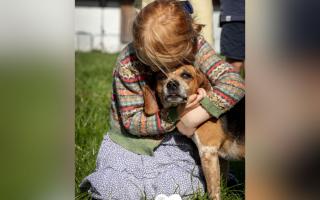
top-left (143, 65), bottom-right (245, 200)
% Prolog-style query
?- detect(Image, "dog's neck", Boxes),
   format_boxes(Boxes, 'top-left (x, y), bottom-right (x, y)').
top-left (175, 103), bottom-right (188, 118)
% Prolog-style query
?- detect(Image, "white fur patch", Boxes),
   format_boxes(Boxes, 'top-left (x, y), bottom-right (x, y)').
top-left (199, 146), bottom-right (218, 156)
top-left (219, 141), bottom-right (241, 160)
top-left (192, 133), bottom-right (218, 156)
top-left (228, 141), bottom-right (241, 158)
top-left (192, 132), bottom-right (201, 147)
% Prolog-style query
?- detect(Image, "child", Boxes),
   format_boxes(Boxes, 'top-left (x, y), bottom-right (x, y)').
top-left (80, 0), bottom-right (245, 199)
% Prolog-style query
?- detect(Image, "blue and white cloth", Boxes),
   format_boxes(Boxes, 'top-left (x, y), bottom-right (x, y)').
top-left (80, 133), bottom-right (205, 200)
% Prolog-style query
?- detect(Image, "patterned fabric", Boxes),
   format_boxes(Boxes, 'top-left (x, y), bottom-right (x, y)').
top-left (80, 133), bottom-right (205, 200)
top-left (195, 36), bottom-right (245, 117)
top-left (108, 35), bottom-right (245, 155)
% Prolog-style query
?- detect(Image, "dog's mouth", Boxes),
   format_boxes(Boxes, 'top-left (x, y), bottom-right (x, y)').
top-left (165, 94), bottom-right (187, 104)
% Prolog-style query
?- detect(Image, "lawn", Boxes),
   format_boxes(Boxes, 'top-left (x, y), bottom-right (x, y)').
top-left (75, 51), bottom-right (245, 199)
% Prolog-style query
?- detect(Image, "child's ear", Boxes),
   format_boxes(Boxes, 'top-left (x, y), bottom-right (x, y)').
top-left (142, 85), bottom-right (159, 116)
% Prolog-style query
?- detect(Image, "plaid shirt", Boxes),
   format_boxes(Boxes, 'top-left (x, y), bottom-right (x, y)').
top-left (108, 36), bottom-right (245, 155)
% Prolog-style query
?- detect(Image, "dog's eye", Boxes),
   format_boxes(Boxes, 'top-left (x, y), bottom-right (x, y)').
top-left (181, 72), bottom-right (192, 79)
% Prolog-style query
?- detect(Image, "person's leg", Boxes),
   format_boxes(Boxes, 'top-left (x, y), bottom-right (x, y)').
top-left (81, 133), bottom-right (205, 199)
top-left (121, 0), bottom-right (136, 43)
top-left (142, 133), bottom-right (206, 198)
top-left (80, 169), bottom-right (144, 200)
top-left (80, 134), bottom-right (146, 200)
top-left (221, 22), bottom-right (245, 73)
top-left (189, 0), bottom-right (214, 46)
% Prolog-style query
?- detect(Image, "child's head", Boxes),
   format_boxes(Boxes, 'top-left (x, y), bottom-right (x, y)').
top-left (133, 0), bottom-right (202, 72)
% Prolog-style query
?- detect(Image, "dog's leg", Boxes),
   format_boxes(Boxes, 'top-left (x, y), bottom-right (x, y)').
top-left (193, 135), bottom-right (223, 198)
top-left (193, 120), bottom-right (227, 200)
top-left (199, 145), bottom-right (221, 200)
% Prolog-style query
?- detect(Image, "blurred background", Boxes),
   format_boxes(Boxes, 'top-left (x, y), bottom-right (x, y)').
top-left (74, 0), bottom-right (222, 53)
top-left (75, 1), bottom-right (247, 199)
top-left (0, 0), bottom-right (319, 199)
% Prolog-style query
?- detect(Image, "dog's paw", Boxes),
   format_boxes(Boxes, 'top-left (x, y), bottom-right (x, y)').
top-left (154, 194), bottom-right (182, 200)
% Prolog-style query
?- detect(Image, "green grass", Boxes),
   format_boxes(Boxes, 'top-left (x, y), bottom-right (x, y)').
top-left (75, 51), bottom-right (245, 200)
top-left (75, 51), bottom-right (117, 199)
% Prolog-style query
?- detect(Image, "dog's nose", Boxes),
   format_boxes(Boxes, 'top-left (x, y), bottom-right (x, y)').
top-left (167, 80), bottom-right (180, 91)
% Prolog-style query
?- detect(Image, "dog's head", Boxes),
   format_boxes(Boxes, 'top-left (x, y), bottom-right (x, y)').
top-left (155, 65), bottom-right (210, 108)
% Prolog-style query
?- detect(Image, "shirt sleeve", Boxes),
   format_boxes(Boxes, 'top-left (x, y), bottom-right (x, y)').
top-left (195, 36), bottom-right (245, 118)
top-left (114, 62), bottom-right (176, 137)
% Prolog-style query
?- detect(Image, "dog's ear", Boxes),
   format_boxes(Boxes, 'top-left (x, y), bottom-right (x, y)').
top-left (142, 85), bottom-right (159, 116)
top-left (196, 68), bottom-right (211, 91)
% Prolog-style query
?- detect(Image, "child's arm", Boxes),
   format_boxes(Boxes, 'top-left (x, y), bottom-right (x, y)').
top-left (114, 63), bottom-right (177, 136)
top-left (179, 36), bottom-right (245, 129)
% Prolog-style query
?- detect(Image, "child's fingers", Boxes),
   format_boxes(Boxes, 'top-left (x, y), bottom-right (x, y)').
top-left (188, 89), bottom-right (206, 106)
top-left (197, 88), bottom-right (207, 97)
top-left (182, 88), bottom-right (208, 115)
top-left (194, 94), bottom-right (203, 104)
top-left (185, 102), bottom-right (199, 110)
top-left (186, 94), bottom-right (197, 104)
top-left (186, 95), bottom-right (199, 109)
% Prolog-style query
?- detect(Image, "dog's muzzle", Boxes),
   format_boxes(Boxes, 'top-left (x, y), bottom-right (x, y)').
top-left (164, 79), bottom-right (187, 104)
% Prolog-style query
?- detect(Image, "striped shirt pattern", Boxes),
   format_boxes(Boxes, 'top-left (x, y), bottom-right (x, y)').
top-left (109, 35), bottom-right (245, 142)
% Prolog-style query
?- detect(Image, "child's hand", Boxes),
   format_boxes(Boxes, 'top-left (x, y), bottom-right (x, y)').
top-left (178, 88), bottom-right (211, 130)
top-left (185, 88), bottom-right (207, 109)
top-left (176, 88), bottom-right (210, 137)
top-left (179, 88), bottom-right (207, 117)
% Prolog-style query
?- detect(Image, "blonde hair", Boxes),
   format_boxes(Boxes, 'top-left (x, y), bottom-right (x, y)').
top-left (133, 0), bottom-right (203, 72)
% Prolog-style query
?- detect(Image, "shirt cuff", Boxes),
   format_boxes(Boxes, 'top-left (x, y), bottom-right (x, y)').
top-left (200, 96), bottom-right (224, 118)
